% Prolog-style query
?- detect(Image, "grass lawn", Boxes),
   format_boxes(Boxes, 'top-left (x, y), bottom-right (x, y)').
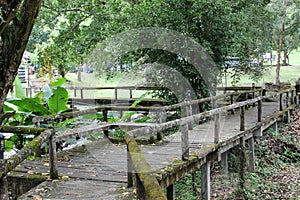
top-left (64, 71), bottom-right (150, 98)
top-left (222, 50), bottom-right (300, 87)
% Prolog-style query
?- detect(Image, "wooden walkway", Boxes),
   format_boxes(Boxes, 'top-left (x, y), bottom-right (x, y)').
top-left (16, 101), bottom-right (281, 199)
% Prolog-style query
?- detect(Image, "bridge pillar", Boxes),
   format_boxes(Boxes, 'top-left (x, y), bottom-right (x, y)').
top-left (167, 184), bottom-right (175, 200)
top-left (221, 152), bottom-right (228, 176)
top-left (248, 136), bottom-right (255, 172)
top-left (201, 161), bottom-right (211, 200)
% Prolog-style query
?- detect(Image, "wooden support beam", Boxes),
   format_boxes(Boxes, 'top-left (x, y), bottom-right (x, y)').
top-left (201, 161), bottom-right (211, 200)
top-left (0, 160), bottom-right (8, 200)
top-left (167, 184), bottom-right (175, 200)
top-left (240, 106), bottom-right (245, 131)
top-left (230, 95), bottom-right (235, 114)
top-left (49, 130), bottom-right (58, 179)
top-left (248, 137), bottom-right (255, 172)
top-left (181, 124), bottom-right (189, 161)
top-left (221, 152), bottom-right (228, 176)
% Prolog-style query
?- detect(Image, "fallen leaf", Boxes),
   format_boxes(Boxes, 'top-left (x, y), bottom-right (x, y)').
top-left (43, 163), bottom-right (49, 167)
top-left (61, 176), bottom-right (69, 180)
top-left (33, 195), bottom-right (42, 200)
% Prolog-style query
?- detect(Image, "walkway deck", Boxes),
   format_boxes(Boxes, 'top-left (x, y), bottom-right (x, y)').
top-left (18, 101), bottom-right (279, 199)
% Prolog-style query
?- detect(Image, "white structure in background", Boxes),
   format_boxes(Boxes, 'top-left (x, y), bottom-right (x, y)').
top-left (18, 51), bottom-right (32, 83)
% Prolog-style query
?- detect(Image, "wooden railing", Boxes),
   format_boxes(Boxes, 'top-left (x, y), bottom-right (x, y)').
top-left (1, 87), bottom-right (298, 199)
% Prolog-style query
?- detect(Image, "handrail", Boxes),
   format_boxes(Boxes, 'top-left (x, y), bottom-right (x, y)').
top-left (0, 129), bottom-right (52, 180)
top-left (125, 133), bottom-right (167, 199)
top-left (32, 88), bottom-right (262, 124)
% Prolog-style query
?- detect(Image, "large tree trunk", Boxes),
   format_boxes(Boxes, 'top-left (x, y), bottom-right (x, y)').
top-left (0, 0), bottom-right (43, 124)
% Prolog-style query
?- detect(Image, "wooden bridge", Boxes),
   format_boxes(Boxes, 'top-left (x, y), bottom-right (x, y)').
top-left (0, 86), bottom-right (298, 200)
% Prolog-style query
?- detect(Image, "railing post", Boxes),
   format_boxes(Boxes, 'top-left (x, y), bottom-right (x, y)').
top-left (240, 106), bottom-right (245, 131)
top-left (185, 90), bottom-right (193, 130)
top-left (102, 109), bottom-right (109, 137)
top-left (0, 160), bottom-right (8, 200)
top-left (80, 89), bottom-right (83, 99)
top-left (257, 100), bottom-right (262, 122)
top-left (201, 161), bottom-right (211, 200)
top-left (181, 123), bottom-right (189, 161)
top-left (74, 88), bottom-right (77, 97)
top-left (214, 113), bottom-right (220, 143)
top-left (286, 91), bottom-right (289, 108)
top-left (251, 83), bottom-right (255, 107)
top-left (49, 129), bottom-right (58, 179)
top-left (279, 93), bottom-right (283, 111)
top-left (230, 94), bottom-right (235, 114)
top-left (114, 88), bottom-right (118, 103)
top-left (291, 90), bottom-right (294, 105)
top-left (129, 89), bottom-right (133, 99)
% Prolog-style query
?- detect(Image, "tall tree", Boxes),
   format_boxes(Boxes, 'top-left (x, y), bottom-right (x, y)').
top-left (0, 0), bottom-right (43, 124)
top-left (269, 0), bottom-right (300, 84)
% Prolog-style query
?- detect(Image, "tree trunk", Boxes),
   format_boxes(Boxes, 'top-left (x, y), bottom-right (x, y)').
top-left (0, 0), bottom-right (43, 124)
top-left (77, 64), bottom-right (82, 82)
top-left (282, 50), bottom-right (288, 66)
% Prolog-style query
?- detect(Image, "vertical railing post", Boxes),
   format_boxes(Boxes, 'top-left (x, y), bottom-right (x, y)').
top-left (181, 122), bottom-right (189, 161)
top-left (185, 90), bottom-right (193, 130)
top-left (214, 113), bottom-right (220, 143)
top-left (258, 100), bottom-right (262, 122)
top-left (291, 90), bottom-right (294, 105)
top-left (286, 91), bottom-right (289, 108)
top-left (80, 89), bottom-right (83, 99)
top-left (279, 93), bottom-right (283, 111)
top-left (251, 83), bottom-right (255, 107)
top-left (102, 109), bottom-right (109, 137)
top-left (74, 88), bottom-right (77, 97)
top-left (129, 89), bottom-right (133, 99)
top-left (0, 160), bottom-right (8, 200)
top-left (240, 106), bottom-right (245, 131)
top-left (230, 94), bottom-right (235, 114)
top-left (114, 88), bottom-right (118, 103)
top-left (49, 129), bottom-right (58, 179)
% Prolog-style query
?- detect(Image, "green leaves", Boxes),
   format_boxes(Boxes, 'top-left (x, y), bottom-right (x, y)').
top-left (7, 98), bottom-right (50, 116)
top-left (48, 86), bottom-right (69, 114)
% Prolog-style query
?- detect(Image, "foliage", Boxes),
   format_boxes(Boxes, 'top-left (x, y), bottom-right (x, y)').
top-left (28, 0), bottom-right (274, 104)
top-left (4, 78), bottom-right (70, 125)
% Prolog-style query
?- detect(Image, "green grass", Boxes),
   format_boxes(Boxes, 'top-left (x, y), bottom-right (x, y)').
top-left (64, 71), bottom-right (151, 98)
top-left (222, 50), bottom-right (300, 87)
